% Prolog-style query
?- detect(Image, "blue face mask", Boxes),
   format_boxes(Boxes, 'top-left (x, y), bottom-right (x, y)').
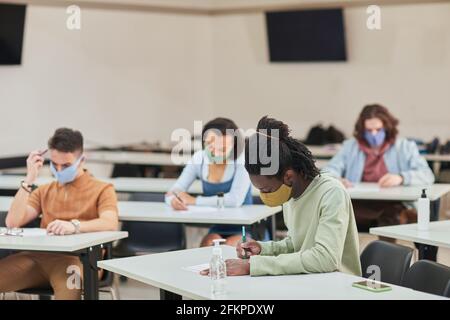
top-left (364, 128), bottom-right (386, 147)
top-left (50, 157), bottom-right (83, 185)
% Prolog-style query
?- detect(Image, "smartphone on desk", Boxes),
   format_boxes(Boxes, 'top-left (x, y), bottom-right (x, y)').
top-left (352, 280), bottom-right (392, 293)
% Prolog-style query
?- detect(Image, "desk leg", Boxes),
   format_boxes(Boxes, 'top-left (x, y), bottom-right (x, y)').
top-left (418, 244), bottom-right (438, 261)
top-left (160, 289), bottom-right (182, 300)
top-left (433, 161), bottom-right (441, 178)
top-left (80, 245), bottom-right (100, 300)
top-left (250, 221), bottom-right (266, 241)
top-left (415, 199), bottom-right (440, 261)
top-left (271, 214), bottom-right (277, 241)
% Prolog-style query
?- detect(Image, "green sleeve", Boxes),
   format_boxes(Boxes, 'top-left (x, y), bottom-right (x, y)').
top-left (250, 188), bottom-right (350, 276)
top-left (258, 236), bottom-right (295, 256)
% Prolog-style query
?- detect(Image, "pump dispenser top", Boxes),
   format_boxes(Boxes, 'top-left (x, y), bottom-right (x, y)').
top-left (421, 189), bottom-right (427, 198)
top-left (212, 239), bottom-right (226, 255)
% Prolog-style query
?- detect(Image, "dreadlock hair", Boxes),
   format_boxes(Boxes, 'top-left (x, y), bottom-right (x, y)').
top-left (245, 116), bottom-right (320, 180)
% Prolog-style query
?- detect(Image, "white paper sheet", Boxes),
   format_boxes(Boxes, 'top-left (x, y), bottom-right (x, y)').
top-left (184, 206), bottom-right (219, 213)
top-left (21, 228), bottom-right (49, 237)
top-left (348, 185), bottom-right (381, 193)
top-left (0, 228), bottom-right (49, 237)
top-left (182, 263), bottom-right (210, 273)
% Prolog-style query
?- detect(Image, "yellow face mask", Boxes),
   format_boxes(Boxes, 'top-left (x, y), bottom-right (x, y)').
top-left (259, 183), bottom-right (292, 207)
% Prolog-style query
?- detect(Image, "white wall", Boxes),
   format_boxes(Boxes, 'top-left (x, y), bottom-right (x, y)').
top-left (1, 2), bottom-right (449, 159)
top-left (0, 5), bottom-right (213, 156)
top-left (211, 3), bottom-right (450, 141)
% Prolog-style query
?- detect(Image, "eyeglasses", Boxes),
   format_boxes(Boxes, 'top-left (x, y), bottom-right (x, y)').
top-left (0, 227), bottom-right (24, 236)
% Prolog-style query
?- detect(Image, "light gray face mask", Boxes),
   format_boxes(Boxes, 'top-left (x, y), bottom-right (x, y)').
top-left (50, 157), bottom-right (83, 184)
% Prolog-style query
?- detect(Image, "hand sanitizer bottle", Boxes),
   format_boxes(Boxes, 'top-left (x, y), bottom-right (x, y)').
top-left (217, 192), bottom-right (224, 210)
top-left (210, 239), bottom-right (227, 297)
top-left (418, 189), bottom-right (430, 231)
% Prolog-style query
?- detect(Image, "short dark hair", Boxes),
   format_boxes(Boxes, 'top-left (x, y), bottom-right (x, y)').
top-left (354, 104), bottom-right (399, 144)
top-left (245, 116), bottom-right (319, 180)
top-left (202, 117), bottom-right (243, 160)
top-left (48, 128), bottom-right (84, 153)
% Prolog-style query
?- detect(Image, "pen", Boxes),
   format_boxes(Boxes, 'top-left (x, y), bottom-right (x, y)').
top-left (242, 226), bottom-right (248, 259)
top-left (173, 191), bottom-right (185, 204)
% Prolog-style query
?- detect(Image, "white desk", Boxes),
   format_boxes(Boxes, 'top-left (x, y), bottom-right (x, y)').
top-left (87, 150), bottom-right (330, 168)
top-left (3, 180), bottom-right (450, 224)
top-left (1, 197), bottom-right (279, 231)
top-left (305, 144), bottom-right (450, 163)
top-left (0, 175), bottom-right (186, 194)
top-left (113, 177), bottom-right (201, 194)
top-left (350, 183), bottom-right (450, 260)
top-left (0, 175), bottom-right (233, 196)
top-left (0, 175), bottom-right (54, 191)
top-left (348, 182), bottom-right (450, 238)
top-left (370, 220), bottom-right (450, 251)
top-left (0, 230), bottom-right (128, 299)
top-left (2, 177), bottom-right (448, 201)
top-left (118, 202), bottom-right (280, 225)
top-left (424, 154), bottom-right (450, 162)
top-left (306, 144), bottom-right (340, 158)
top-left (0, 230), bottom-right (128, 252)
top-left (98, 245), bottom-right (445, 300)
top-left (348, 183), bottom-right (450, 202)
top-left (305, 144), bottom-right (450, 176)
top-left (113, 177), bottom-right (265, 198)
top-left (4, 148), bottom-right (445, 171)
top-left (85, 151), bottom-right (183, 166)
top-left (0, 197), bottom-right (278, 240)
top-left (315, 159), bottom-right (329, 169)
top-left (0, 175), bottom-right (260, 197)
top-left (424, 154), bottom-right (450, 176)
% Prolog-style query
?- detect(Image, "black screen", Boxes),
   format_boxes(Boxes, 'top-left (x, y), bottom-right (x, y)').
top-left (0, 4), bottom-right (26, 65)
top-left (266, 9), bottom-right (347, 62)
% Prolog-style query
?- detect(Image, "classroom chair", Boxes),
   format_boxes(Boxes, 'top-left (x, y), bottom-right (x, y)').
top-left (0, 212), bottom-right (11, 261)
top-left (446, 282), bottom-right (450, 297)
top-left (0, 211), bottom-right (40, 260)
top-left (401, 260), bottom-right (450, 298)
top-left (113, 193), bottom-right (186, 258)
top-left (360, 240), bottom-right (413, 285)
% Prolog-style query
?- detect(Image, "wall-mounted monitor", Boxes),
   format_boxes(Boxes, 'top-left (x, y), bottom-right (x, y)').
top-left (266, 8), bottom-right (347, 62)
top-left (0, 3), bottom-right (26, 65)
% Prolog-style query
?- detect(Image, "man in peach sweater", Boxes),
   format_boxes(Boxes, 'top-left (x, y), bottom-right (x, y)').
top-left (0, 128), bottom-right (118, 299)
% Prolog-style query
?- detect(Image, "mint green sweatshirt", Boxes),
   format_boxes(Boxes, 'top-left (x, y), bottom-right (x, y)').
top-left (250, 173), bottom-right (361, 276)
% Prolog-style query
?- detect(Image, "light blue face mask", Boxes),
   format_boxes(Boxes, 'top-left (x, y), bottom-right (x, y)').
top-left (364, 128), bottom-right (386, 147)
top-left (50, 157), bottom-right (83, 185)
top-left (205, 147), bottom-right (233, 164)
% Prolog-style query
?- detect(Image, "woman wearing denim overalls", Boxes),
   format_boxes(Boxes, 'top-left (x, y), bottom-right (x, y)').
top-left (165, 118), bottom-right (253, 247)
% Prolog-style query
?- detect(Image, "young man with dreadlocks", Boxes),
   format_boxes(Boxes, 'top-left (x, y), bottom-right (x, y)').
top-left (202, 116), bottom-right (361, 277)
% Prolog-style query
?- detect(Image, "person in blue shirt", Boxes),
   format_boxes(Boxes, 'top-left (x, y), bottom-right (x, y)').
top-left (165, 118), bottom-right (253, 247)
top-left (325, 104), bottom-right (434, 229)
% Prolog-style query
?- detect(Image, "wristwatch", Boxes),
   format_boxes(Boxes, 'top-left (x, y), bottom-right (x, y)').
top-left (21, 181), bottom-right (38, 193)
top-left (71, 219), bottom-right (81, 234)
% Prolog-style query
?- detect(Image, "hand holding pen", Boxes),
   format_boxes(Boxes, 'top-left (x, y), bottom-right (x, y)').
top-left (237, 226), bottom-right (262, 259)
top-left (169, 191), bottom-right (188, 211)
top-left (25, 149), bottom-right (48, 184)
